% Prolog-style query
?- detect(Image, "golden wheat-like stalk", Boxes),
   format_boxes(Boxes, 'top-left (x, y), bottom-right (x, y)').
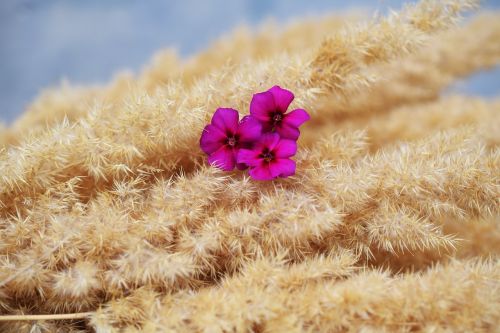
top-left (1, 0), bottom-right (499, 332)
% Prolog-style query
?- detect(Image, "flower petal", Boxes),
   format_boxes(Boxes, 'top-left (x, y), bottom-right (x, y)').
top-left (208, 146), bottom-right (236, 171)
top-left (236, 163), bottom-right (249, 170)
top-left (212, 108), bottom-right (239, 133)
top-left (276, 123), bottom-right (300, 140)
top-left (283, 108), bottom-right (310, 127)
top-left (249, 163), bottom-right (274, 181)
top-left (255, 132), bottom-right (281, 152)
top-left (274, 139), bottom-right (297, 158)
top-left (269, 86), bottom-right (294, 113)
top-left (238, 116), bottom-right (262, 143)
top-left (250, 91), bottom-right (275, 121)
top-left (269, 158), bottom-right (296, 178)
top-left (237, 148), bottom-right (261, 167)
top-left (200, 124), bottom-right (226, 154)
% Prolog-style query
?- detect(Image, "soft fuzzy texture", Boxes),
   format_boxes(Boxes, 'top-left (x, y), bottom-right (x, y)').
top-left (1, 1), bottom-right (499, 332)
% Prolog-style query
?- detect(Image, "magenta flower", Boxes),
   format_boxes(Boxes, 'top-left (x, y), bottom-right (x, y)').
top-left (250, 85), bottom-right (310, 140)
top-left (237, 133), bottom-right (297, 180)
top-left (200, 108), bottom-right (262, 171)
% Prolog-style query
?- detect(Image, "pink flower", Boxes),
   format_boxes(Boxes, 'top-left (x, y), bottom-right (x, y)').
top-left (237, 133), bottom-right (297, 180)
top-left (200, 108), bottom-right (262, 171)
top-left (250, 85), bottom-right (310, 140)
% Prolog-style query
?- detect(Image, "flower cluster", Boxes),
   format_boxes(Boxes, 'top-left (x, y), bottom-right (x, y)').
top-left (200, 86), bottom-right (310, 180)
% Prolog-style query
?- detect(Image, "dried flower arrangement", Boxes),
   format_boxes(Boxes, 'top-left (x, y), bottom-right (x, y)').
top-left (0, 0), bottom-right (499, 332)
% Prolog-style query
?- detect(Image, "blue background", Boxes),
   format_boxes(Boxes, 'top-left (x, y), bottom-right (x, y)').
top-left (1, 0), bottom-right (499, 123)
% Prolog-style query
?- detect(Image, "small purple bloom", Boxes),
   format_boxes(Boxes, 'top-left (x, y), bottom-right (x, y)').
top-left (200, 108), bottom-right (262, 171)
top-left (250, 85), bottom-right (310, 140)
top-left (237, 133), bottom-right (297, 181)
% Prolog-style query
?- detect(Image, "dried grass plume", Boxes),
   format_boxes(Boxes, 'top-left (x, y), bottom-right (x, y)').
top-left (1, 0), bottom-right (499, 332)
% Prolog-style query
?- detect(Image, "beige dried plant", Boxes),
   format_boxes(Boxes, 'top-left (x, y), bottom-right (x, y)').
top-left (0, 0), bottom-right (499, 332)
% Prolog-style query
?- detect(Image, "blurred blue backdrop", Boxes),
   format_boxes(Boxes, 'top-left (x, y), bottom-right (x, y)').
top-left (1, 0), bottom-right (499, 123)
